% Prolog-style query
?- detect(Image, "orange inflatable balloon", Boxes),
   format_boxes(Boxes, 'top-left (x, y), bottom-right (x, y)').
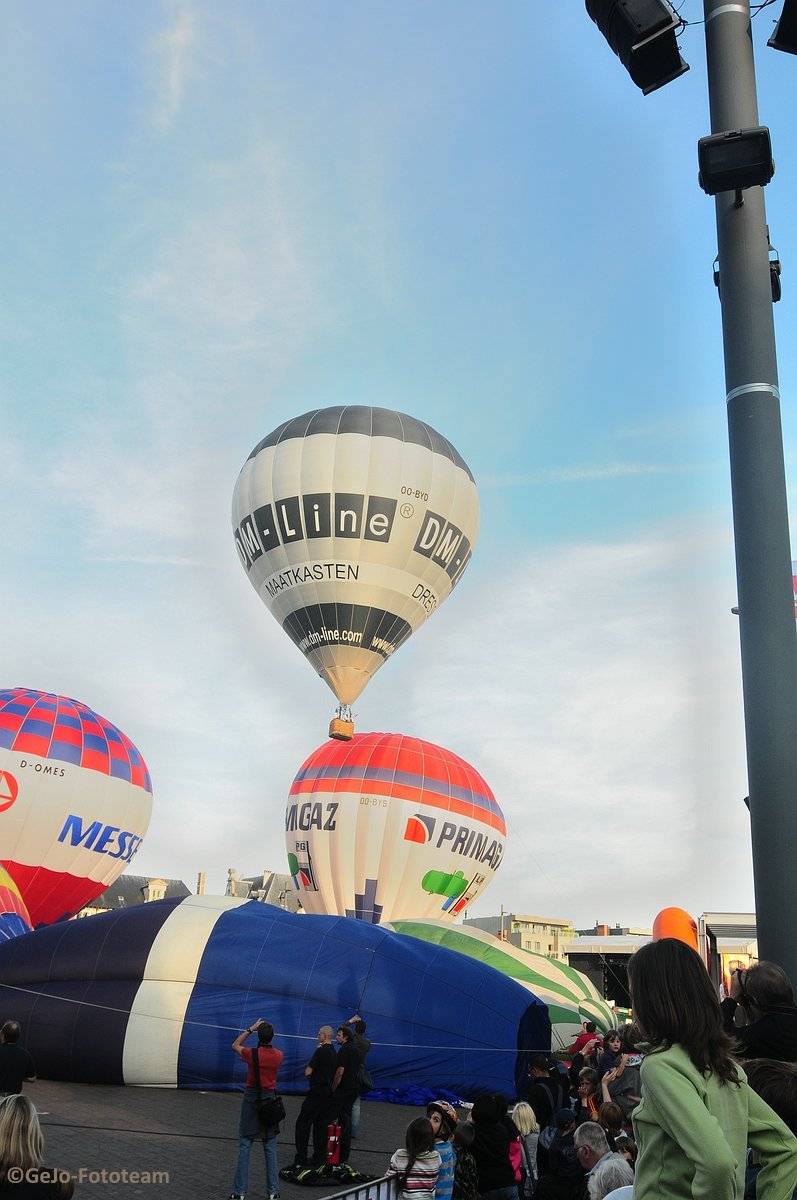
top-left (652, 906), bottom-right (699, 952)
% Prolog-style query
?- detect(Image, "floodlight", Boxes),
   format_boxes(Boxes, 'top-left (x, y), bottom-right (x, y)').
top-left (769, 0), bottom-right (797, 55)
top-left (585, 0), bottom-right (689, 94)
top-left (698, 127), bottom-right (774, 195)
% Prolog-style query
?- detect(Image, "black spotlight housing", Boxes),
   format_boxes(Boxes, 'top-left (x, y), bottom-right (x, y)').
top-left (585, 0), bottom-right (690, 94)
top-left (698, 127), bottom-right (775, 195)
top-left (768, 0), bottom-right (797, 55)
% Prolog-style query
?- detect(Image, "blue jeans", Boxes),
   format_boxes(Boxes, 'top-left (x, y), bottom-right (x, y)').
top-left (232, 1131), bottom-right (279, 1196)
top-left (350, 1096), bottom-right (361, 1137)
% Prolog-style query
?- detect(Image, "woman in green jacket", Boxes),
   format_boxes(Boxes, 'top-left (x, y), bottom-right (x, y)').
top-left (627, 938), bottom-right (797, 1199)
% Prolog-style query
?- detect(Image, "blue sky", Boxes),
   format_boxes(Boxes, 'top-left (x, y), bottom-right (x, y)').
top-left (3, 0), bottom-right (796, 929)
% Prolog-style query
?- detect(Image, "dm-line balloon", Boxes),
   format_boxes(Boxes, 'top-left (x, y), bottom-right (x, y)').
top-left (232, 406), bottom-right (479, 732)
top-left (0, 688), bottom-right (153, 926)
top-left (286, 732), bottom-right (504, 923)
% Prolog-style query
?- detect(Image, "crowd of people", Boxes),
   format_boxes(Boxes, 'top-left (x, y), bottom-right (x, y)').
top-left (381, 944), bottom-right (797, 1200)
top-left (228, 1012), bottom-right (373, 1199)
top-left (225, 943), bottom-right (797, 1200)
top-left (5, 942), bottom-right (797, 1199)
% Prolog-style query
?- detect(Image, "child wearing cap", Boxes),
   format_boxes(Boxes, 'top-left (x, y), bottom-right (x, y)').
top-left (426, 1101), bottom-right (458, 1200)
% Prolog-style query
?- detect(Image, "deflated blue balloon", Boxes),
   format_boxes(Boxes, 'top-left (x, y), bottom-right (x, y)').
top-left (0, 895), bottom-right (549, 1098)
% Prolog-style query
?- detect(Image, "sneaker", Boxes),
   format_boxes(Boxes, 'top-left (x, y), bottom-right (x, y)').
top-left (268, 1194), bottom-right (280, 1198)
top-left (229, 1194), bottom-right (245, 1199)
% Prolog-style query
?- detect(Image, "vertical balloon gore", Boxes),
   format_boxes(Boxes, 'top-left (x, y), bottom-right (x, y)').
top-left (0, 688), bottom-right (153, 926)
top-left (0, 865), bottom-right (32, 942)
top-left (231, 406), bottom-right (480, 711)
top-left (286, 732), bottom-right (504, 924)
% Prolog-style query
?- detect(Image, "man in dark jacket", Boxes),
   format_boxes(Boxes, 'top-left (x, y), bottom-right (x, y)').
top-left (293, 1025), bottom-right (337, 1168)
top-left (330, 1025), bottom-right (360, 1166)
top-left (347, 1014), bottom-right (371, 1138)
top-left (535, 1110), bottom-right (586, 1200)
top-left (0, 1021), bottom-right (36, 1096)
top-left (721, 962), bottom-right (797, 1061)
top-left (527, 1055), bottom-right (570, 1175)
top-left (469, 1093), bottom-right (518, 1200)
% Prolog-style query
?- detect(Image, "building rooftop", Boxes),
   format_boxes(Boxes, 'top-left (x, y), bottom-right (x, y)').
top-left (83, 875), bottom-right (191, 911)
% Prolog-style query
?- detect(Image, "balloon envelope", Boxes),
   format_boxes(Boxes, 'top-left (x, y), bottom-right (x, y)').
top-left (652, 906), bottom-right (699, 952)
top-left (0, 896), bottom-right (548, 1097)
top-left (0, 689), bottom-right (153, 926)
top-left (0, 865), bottom-right (32, 942)
top-left (232, 406), bottom-right (479, 706)
top-left (387, 918), bottom-right (616, 1051)
top-left (286, 732), bottom-right (504, 923)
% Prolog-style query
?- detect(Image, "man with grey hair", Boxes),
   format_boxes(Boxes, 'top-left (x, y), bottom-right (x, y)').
top-left (573, 1122), bottom-right (611, 1174)
top-left (574, 1124), bottom-right (634, 1200)
top-left (586, 1153), bottom-right (634, 1199)
top-left (293, 1025), bottom-right (337, 1169)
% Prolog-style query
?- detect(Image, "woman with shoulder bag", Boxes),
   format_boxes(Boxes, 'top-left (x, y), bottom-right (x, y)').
top-left (230, 1019), bottom-right (284, 1200)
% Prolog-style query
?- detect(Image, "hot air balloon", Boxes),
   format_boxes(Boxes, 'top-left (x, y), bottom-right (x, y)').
top-left (286, 732), bottom-right (504, 923)
top-left (387, 918), bottom-right (616, 1051)
top-left (0, 865), bottom-right (32, 942)
top-left (0, 688), bottom-right (153, 927)
top-left (652, 906), bottom-right (699, 952)
top-left (0, 895), bottom-right (548, 1097)
top-left (232, 406), bottom-right (479, 738)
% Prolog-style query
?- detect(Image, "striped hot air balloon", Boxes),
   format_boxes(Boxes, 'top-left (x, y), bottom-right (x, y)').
top-left (0, 688), bottom-right (153, 926)
top-left (286, 733), bottom-right (504, 923)
top-left (0, 895), bottom-right (549, 1097)
top-left (387, 918), bottom-right (617, 1051)
top-left (0, 865), bottom-right (32, 942)
top-left (232, 406), bottom-right (479, 735)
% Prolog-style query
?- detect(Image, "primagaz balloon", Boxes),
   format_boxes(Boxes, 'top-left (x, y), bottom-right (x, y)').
top-left (0, 689), bottom-right (153, 926)
top-left (286, 732), bottom-right (504, 923)
top-left (232, 407), bottom-right (479, 736)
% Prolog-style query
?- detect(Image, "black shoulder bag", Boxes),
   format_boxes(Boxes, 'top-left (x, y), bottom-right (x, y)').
top-left (253, 1046), bottom-right (286, 1127)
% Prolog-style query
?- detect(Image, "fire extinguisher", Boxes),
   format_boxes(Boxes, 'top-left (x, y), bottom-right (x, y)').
top-left (326, 1121), bottom-right (341, 1165)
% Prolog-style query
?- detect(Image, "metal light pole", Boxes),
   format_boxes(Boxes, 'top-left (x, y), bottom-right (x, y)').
top-left (704, 0), bottom-right (797, 979)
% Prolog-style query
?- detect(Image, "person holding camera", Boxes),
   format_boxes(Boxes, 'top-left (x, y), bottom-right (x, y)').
top-left (230, 1018), bottom-right (284, 1200)
top-left (721, 963), bottom-right (797, 1062)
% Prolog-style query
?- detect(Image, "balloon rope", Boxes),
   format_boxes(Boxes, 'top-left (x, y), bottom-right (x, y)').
top-left (0, 982), bottom-right (534, 1051)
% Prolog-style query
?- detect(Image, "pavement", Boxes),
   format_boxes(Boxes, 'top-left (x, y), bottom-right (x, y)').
top-left (30, 1080), bottom-right (421, 1200)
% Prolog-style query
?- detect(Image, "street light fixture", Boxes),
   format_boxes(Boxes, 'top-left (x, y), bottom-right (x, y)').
top-left (769, 0), bottom-right (797, 54)
top-left (585, 0), bottom-right (689, 94)
top-left (584, 0), bottom-right (797, 983)
top-left (697, 127), bottom-right (775, 195)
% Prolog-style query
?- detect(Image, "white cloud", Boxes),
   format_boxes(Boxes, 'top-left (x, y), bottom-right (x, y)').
top-left (369, 520), bottom-right (753, 929)
top-left (149, 0), bottom-right (198, 130)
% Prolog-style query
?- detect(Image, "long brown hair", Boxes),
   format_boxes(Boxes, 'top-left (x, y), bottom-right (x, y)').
top-left (398, 1117), bottom-right (436, 1191)
top-left (0, 1095), bottom-right (43, 1180)
top-left (628, 938), bottom-right (740, 1084)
